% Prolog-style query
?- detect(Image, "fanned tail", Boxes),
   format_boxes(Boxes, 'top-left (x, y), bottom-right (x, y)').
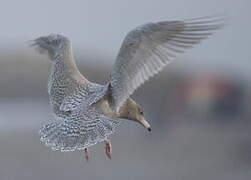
top-left (39, 116), bottom-right (119, 152)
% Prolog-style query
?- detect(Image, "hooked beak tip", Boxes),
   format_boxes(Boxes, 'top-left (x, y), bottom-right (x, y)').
top-left (147, 127), bottom-right (151, 132)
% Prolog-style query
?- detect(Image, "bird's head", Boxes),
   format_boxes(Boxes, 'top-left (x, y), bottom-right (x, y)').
top-left (30, 34), bottom-right (70, 58)
top-left (119, 99), bottom-right (151, 132)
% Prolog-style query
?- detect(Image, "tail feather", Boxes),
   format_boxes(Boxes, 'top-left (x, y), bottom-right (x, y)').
top-left (39, 117), bottom-right (119, 152)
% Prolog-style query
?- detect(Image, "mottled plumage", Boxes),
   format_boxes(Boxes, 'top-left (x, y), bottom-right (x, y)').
top-left (31, 15), bottom-right (227, 155)
top-left (32, 34), bottom-right (119, 151)
top-left (39, 106), bottom-right (119, 151)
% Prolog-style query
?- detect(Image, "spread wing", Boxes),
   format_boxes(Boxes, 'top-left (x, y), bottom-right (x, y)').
top-left (109, 15), bottom-right (227, 112)
top-left (39, 106), bottom-right (119, 151)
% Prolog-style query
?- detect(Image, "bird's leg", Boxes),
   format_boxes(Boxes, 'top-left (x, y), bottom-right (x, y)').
top-left (104, 139), bottom-right (112, 159)
top-left (84, 148), bottom-right (90, 162)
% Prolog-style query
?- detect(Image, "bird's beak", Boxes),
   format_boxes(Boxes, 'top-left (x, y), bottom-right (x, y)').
top-left (139, 116), bottom-right (151, 132)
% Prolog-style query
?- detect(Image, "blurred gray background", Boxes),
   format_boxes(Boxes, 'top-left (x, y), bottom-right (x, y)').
top-left (0, 0), bottom-right (251, 180)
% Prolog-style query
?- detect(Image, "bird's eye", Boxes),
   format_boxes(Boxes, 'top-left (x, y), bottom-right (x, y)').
top-left (138, 106), bottom-right (143, 115)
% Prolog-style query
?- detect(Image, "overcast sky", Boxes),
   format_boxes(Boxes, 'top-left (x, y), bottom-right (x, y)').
top-left (0, 0), bottom-right (250, 75)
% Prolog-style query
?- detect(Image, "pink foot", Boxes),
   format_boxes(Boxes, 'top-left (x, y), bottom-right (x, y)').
top-left (105, 139), bottom-right (112, 159)
top-left (84, 148), bottom-right (90, 162)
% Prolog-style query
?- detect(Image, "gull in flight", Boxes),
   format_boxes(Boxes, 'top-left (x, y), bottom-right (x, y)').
top-left (31, 15), bottom-right (227, 161)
